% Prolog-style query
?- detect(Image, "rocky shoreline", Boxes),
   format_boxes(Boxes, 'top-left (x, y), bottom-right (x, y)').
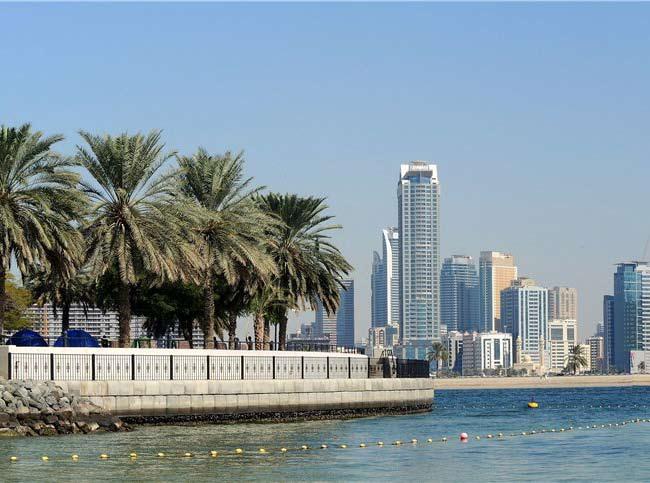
top-left (0, 380), bottom-right (129, 437)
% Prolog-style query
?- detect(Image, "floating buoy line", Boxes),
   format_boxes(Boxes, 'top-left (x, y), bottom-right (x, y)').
top-left (6, 417), bottom-right (649, 463)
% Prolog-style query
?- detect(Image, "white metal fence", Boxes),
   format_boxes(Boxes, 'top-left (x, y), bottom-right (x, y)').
top-left (0, 347), bottom-right (369, 382)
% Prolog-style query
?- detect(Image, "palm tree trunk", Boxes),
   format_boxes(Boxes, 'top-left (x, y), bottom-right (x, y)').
top-left (118, 281), bottom-right (131, 348)
top-left (202, 278), bottom-right (215, 348)
top-left (61, 302), bottom-right (71, 335)
top-left (263, 320), bottom-right (270, 350)
top-left (228, 313), bottom-right (237, 349)
top-left (0, 268), bottom-right (6, 339)
top-left (254, 312), bottom-right (264, 350)
top-left (278, 311), bottom-right (288, 351)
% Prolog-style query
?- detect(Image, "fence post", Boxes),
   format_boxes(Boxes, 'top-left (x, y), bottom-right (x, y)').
top-left (326, 356), bottom-right (329, 379)
top-left (131, 354), bottom-right (135, 380)
top-left (241, 355), bottom-right (245, 380)
top-left (7, 352), bottom-right (11, 380)
top-left (206, 355), bottom-right (210, 380)
top-left (91, 354), bottom-right (96, 381)
top-left (348, 357), bottom-right (351, 379)
top-left (170, 355), bottom-right (174, 380)
top-left (367, 358), bottom-right (370, 379)
top-left (272, 355), bottom-right (276, 380)
top-left (50, 353), bottom-right (54, 380)
top-left (301, 356), bottom-right (304, 379)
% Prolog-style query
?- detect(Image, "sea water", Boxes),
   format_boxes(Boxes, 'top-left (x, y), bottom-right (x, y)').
top-left (1, 386), bottom-right (648, 482)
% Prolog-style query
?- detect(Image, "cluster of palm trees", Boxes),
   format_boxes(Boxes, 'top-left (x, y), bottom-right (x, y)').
top-left (0, 123), bottom-right (351, 349)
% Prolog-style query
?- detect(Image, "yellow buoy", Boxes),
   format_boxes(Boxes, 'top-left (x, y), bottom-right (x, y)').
top-left (157, 452), bottom-right (165, 458)
top-left (393, 440), bottom-right (402, 445)
top-left (359, 443), bottom-right (366, 448)
top-left (301, 445), bottom-right (308, 450)
top-left (259, 448), bottom-right (267, 454)
top-left (210, 451), bottom-right (218, 457)
top-left (235, 448), bottom-right (243, 454)
top-left (487, 434), bottom-right (493, 439)
top-left (527, 401), bottom-right (539, 409)
top-left (71, 454), bottom-right (79, 461)
top-left (130, 452), bottom-right (137, 458)
top-left (42, 456), bottom-right (49, 461)
top-left (411, 439), bottom-right (417, 444)
top-left (340, 444), bottom-right (347, 449)
top-left (442, 437), bottom-right (448, 442)
top-left (377, 441), bottom-right (384, 446)
top-left (10, 456), bottom-right (18, 462)
top-left (320, 444), bottom-right (327, 449)
top-left (281, 448), bottom-right (288, 453)
top-left (426, 438), bottom-right (433, 443)
top-left (184, 452), bottom-right (192, 458)
top-left (100, 454), bottom-right (109, 460)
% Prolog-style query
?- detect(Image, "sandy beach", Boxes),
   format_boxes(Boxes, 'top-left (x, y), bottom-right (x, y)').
top-left (433, 374), bottom-right (650, 390)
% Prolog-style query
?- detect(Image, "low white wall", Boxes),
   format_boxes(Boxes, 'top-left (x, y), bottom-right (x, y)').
top-left (56, 378), bottom-right (434, 416)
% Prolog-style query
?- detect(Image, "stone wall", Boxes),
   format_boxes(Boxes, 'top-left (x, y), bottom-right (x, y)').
top-left (55, 378), bottom-right (434, 419)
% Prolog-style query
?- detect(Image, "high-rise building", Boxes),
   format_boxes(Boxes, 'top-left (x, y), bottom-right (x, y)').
top-left (613, 262), bottom-right (650, 371)
top-left (603, 295), bottom-right (615, 371)
top-left (371, 251), bottom-right (384, 327)
top-left (314, 279), bottom-right (355, 348)
top-left (371, 228), bottom-right (399, 328)
top-left (461, 331), bottom-right (512, 376)
top-left (548, 287), bottom-right (578, 321)
top-left (547, 319), bottom-right (577, 372)
top-left (501, 278), bottom-right (548, 365)
top-left (479, 251), bottom-right (518, 332)
top-left (397, 162), bottom-right (440, 359)
top-left (440, 255), bottom-right (479, 332)
top-left (27, 303), bottom-right (148, 343)
top-left (587, 335), bottom-right (605, 373)
top-left (442, 330), bottom-right (464, 373)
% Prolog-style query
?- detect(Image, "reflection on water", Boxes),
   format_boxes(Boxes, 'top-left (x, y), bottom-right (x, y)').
top-left (1, 387), bottom-right (649, 482)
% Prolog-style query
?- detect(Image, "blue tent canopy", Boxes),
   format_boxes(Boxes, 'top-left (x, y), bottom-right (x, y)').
top-left (7, 329), bottom-right (48, 347)
top-left (54, 329), bottom-right (100, 348)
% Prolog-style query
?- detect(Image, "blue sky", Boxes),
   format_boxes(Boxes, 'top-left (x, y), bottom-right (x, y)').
top-left (2, 3), bottom-right (650, 340)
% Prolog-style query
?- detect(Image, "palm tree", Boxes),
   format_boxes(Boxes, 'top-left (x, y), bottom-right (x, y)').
top-left (25, 254), bottom-right (94, 335)
top-left (249, 284), bottom-right (287, 350)
top-left (257, 193), bottom-right (352, 350)
top-left (77, 130), bottom-right (199, 347)
top-left (0, 124), bottom-right (85, 336)
top-left (427, 341), bottom-right (449, 376)
top-left (177, 148), bottom-right (276, 346)
top-left (565, 344), bottom-right (589, 375)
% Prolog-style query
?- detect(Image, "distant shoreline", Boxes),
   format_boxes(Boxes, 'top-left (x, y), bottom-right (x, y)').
top-left (433, 374), bottom-right (650, 390)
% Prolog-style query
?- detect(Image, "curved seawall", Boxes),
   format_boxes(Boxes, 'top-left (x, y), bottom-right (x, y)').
top-left (54, 378), bottom-right (434, 422)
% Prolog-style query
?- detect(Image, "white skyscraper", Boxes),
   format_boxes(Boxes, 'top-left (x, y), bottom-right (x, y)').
top-left (314, 279), bottom-right (355, 348)
top-left (547, 318), bottom-right (577, 372)
top-left (397, 162), bottom-right (440, 359)
top-left (501, 278), bottom-right (549, 365)
top-left (371, 227), bottom-right (399, 328)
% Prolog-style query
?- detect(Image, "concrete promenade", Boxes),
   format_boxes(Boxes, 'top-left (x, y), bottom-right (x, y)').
top-left (434, 374), bottom-right (650, 390)
top-left (55, 378), bottom-right (434, 419)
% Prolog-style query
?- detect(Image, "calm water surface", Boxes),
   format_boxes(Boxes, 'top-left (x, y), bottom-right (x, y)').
top-left (1, 387), bottom-right (649, 482)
